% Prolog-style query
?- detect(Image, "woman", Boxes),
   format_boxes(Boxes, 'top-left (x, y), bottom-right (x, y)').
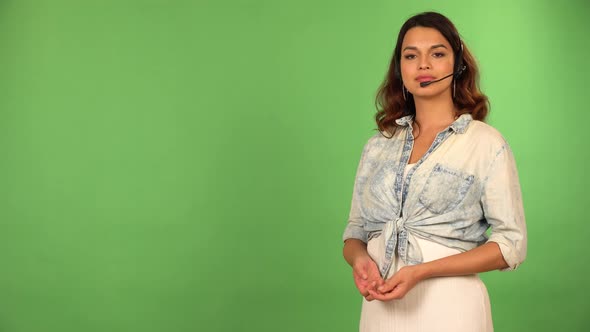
top-left (342, 12), bottom-right (527, 332)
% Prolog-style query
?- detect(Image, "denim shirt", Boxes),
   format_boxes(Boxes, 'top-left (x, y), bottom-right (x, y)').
top-left (342, 114), bottom-right (527, 278)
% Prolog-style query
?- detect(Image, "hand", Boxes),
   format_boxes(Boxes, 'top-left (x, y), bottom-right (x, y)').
top-left (352, 255), bottom-right (384, 301)
top-left (368, 265), bottom-right (424, 301)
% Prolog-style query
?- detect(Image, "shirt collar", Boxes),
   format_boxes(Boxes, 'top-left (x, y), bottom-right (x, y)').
top-left (395, 115), bottom-right (414, 126)
top-left (395, 113), bottom-right (472, 134)
top-left (450, 113), bottom-right (472, 134)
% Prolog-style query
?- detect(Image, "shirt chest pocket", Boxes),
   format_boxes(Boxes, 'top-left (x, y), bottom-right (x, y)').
top-left (418, 163), bottom-right (475, 215)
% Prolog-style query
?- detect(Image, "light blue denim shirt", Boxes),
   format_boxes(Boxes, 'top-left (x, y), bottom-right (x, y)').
top-left (342, 114), bottom-right (527, 278)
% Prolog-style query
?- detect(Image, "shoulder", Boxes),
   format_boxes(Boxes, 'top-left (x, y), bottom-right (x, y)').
top-left (367, 131), bottom-right (387, 145)
top-left (465, 120), bottom-right (509, 151)
top-left (357, 132), bottom-right (383, 156)
top-left (367, 125), bottom-right (408, 145)
top-left (361, 128), bottom-right (405, 152)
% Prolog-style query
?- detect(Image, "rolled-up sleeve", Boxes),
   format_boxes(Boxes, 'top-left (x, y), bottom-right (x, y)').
top-left (342, 141), bottom-right (372, 243)
top-left (482, 143), bottom-right (527, 271)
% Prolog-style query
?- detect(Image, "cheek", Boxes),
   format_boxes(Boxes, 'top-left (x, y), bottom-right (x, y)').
top-left (441, 56), bottom-right (455, 72)
top-left (400, 64), bottom-right (414, 80)
top-left (444, 60), bottom-right (455, 72)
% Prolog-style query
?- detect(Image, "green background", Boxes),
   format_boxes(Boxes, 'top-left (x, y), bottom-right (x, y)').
top-left (0, 0), bottom-right (588, 331)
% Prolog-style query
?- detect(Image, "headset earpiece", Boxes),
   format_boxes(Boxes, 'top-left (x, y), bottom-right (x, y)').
top-left (453, 43), bottom-right (466, 79)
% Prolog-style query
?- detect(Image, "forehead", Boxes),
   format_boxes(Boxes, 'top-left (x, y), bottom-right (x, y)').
top-left (402, 27), bottom-right (451, 50)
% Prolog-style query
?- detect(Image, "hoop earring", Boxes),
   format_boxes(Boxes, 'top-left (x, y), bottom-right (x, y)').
top-left (402, 85), bottom-right (407, 101)
top-left (452, 80), bottom-right (456, 99)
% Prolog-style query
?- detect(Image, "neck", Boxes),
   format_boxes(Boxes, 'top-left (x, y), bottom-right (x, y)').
top-left (413, 91), bottom-right (457, 130)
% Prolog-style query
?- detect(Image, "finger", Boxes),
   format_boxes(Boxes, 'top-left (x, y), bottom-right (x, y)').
top-left (364, 294), bottom-right (375, 301)
top-left (357, 283), bottom-right (371, 296)
top-left (368, 288), bottom-right (400, 301)
top-left (354, 276), bottom-right (370, 289)
top-left (368, 289), bottom-right (390, 301)
top-left (369, 280), bottom-right (377, 289)
top-left (368, 270), bottom-right (384, 283)
top-left (388, 286), bottom-right (406, 299)
top-left (374, 283), bottom-right (408, 300)
top-left (356, 285), bottom-right (369, 296)
top-left (375, 278), bottom-right (385, 288)
top-left (377, 279), bottom-right (399, 293)
top-left (368, 272), bottom-right (384, 286)
top-left (384, 285), bottom-right (407, 300)
top-left (354, 278), bottom-right (370, 292)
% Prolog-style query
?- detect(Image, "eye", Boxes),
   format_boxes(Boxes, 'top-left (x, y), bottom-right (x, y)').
top-left (404, 54), bottom-right (416, 60)
top-left (433, 52), bottom-right (446, 58)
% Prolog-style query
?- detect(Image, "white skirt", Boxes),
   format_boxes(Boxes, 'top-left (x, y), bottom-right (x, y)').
top-left (360, 235), bottom-right (494, 332)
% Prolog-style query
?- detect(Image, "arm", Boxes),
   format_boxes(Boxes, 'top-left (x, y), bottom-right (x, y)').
top-left (343, 239), bottom-right (384, 301)
top-left (419, 241), bottom-right (508, 277)
top-left (343, 238), bottom-right (370, 267)
top-left (370, 143), bottom-right (527, 301)
top-left (368, 241), bottom-right (507, 301)
top-left (342, 138), bottom-right (384, 300)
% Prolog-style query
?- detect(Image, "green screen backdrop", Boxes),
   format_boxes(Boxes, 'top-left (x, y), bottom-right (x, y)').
top-left (0, 0), bottom-right (588, 331)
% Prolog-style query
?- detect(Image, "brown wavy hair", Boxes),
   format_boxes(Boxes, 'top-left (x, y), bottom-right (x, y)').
top-left (375, 12), bottom-right (489, 137)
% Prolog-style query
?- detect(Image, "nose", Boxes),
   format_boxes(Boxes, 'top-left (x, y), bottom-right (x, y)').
top-left (418, 56), bottom-right (431, 70)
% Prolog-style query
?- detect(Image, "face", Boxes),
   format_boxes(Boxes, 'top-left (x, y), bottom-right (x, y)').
top-left (400, 27), bottom-right (455, 99)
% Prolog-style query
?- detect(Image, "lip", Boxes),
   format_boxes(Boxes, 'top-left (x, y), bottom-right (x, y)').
top-left (415, 75), bottom-right (435, 82)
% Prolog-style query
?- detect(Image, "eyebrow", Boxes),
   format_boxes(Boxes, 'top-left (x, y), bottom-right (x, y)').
top-left (403, 44), bottom-right (448, 52)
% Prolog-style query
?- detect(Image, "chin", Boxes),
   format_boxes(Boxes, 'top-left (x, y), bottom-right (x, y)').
top-left (410, 87), bottom-right (450, 99)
